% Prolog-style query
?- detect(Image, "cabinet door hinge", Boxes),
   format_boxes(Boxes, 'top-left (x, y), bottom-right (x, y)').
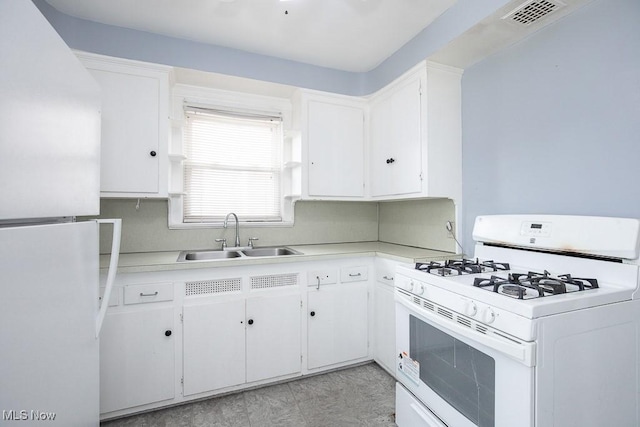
top-left (180, 377), bottom-right (184, 385)
top-left (300, 300), bottom-right (303, 308)
top-left (180, 313), bottom-right (183, 323)
top-left (419, 172), bottom-right (424, 181)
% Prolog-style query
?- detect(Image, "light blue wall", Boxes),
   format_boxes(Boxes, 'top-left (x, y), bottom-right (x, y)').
top-left (461, 0), bottom-right (640, 251)
top-left (33, 0), bottom-right (509, 95)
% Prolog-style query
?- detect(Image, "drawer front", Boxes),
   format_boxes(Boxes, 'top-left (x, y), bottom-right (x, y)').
top-left (340, 266), bottom-right (368, 283)
top-left (376, 269), bottom-right (395, 287)
top-left (124, 282), bottom-right (173, 305)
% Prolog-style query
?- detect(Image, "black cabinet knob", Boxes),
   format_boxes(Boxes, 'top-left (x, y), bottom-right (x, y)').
top-left (150, 150), bottom-right (157, 157)
top-left (386, 158), bottom-right (395, 164)
top-left (165, 330), bottom-right (172, 337)
top-left (310, 311), bottom-right (316, 317)
top-left (248, 319), bottom-right (254, 325)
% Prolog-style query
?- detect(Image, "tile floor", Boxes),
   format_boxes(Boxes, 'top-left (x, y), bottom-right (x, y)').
top-left (101, 362), bottom-right (397, 427)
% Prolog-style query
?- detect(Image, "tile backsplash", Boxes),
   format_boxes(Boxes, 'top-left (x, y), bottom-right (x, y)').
top-left (93, 198), bottom-right (455, 254)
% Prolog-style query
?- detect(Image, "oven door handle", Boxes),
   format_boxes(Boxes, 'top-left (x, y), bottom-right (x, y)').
top-left (397, 296), bottom-right (536, 366)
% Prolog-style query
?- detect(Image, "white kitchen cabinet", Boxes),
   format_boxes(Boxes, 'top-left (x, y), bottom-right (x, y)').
top-left (297, 91), bottom-right (366, 199)
top-left (369, 71), bottom-right (423, 197)
top-left (369, 61), bottom-right (462, 201)
top-left (307, 282), bottom-right (369, 370)
top-left (182, 298), bottom-right (246, 396)
top-left (77, 52), bottom-right (171, 198)
top-left (373, 261), bottom-right (398, 375)
top-left (246, 293), bottom-right (302, 382)
top-left (183, 292), bottom-right (301, 396)
top-left (100, 306), bottom-right (175, 414)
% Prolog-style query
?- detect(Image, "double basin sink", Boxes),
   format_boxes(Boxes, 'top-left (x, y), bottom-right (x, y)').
top-left (177, 246), bottom-right (302, 262)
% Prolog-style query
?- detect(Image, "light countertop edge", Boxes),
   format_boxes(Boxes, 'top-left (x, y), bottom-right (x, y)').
top-left (100, 242), bottom-right (456, 274)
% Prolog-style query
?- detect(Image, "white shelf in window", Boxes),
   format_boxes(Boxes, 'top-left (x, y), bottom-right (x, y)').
top-left (169, 153), bottom-right (187, 162)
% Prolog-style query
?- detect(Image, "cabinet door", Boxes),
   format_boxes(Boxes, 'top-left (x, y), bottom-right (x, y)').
top-left (307, 283), bottom-right (369, 369)
top-left (307, 100), bottom-right (365, 197)
top-left (183, 299), bottom-right (246, 396)
top-left (370, 77), bottom-right (422, 197)
top-left (246, 293), bottom-right (301, 383)
top-left (87, 68), bottom-right (160, 194)
top-left (373, 281), bottom-right (396, 374)
top-left (100, 307), bottom-right (175, 413)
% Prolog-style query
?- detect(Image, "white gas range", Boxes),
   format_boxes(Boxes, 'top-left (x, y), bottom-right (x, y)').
top-left (395, 215), bottom-right (640, 427)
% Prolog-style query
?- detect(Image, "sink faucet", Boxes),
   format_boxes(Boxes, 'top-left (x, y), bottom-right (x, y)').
top-left (224, 213), bottom-right (240, 247)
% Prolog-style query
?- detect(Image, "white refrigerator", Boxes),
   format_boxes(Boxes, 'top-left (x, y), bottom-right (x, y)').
top-left (0, 1), bottom-right (121, 425)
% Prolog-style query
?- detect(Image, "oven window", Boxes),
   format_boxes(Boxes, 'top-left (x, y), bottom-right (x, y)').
top-left (410, 315), bottom-right (495, 427)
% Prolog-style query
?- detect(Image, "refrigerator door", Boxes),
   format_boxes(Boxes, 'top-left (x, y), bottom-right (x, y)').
top-left (0, 221), bottom-right (99, 426)
top-left (0, 1), bottom-right (101, 220)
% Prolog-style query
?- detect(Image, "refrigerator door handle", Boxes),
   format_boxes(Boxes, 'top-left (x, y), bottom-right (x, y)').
top-left (95, 218), bottom-right (122, 338)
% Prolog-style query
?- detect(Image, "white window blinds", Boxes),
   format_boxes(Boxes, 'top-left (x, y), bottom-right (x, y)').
top-left (183, 107), bottom-right (283, 223)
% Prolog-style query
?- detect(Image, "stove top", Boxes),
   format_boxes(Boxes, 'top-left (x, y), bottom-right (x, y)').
top-left (415, 260), bottom-right (599, 300)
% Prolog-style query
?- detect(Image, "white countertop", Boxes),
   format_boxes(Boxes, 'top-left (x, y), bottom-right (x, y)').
top-left (101, 241), bottom-right (456, 274)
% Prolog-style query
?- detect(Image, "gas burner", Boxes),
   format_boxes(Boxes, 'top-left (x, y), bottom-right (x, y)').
top-left (502, 285), bottom-right (523, 296)
top-left (416, 261), bottom-right (461, 276)
top-left (415, 258), bottom-right (511, 276)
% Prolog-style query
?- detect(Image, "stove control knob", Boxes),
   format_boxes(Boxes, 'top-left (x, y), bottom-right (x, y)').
top-left (416, 284), bottom-right (425, 295)
top-left (483, 308), bottom-right (497, 324)
top-left (465, 301), bottom-right (478, 317)
top-left (407, 280), bottom-right (415, 292)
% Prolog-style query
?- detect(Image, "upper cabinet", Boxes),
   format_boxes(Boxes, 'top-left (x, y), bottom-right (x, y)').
top-left (77, 52), bottom-right (172, 198)
top-left (369, 68), bottom-right (423, 197)
top-left (369, 62), bottom-right (462, 201)
top-left (295, 91), bottom-right (366, 199)
top-left (295, 61), bottom-right (462, 203)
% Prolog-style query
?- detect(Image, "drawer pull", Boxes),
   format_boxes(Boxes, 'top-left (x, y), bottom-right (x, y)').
top-left (139, 291), bottom-right (159, 297)
top-left (383, 275), bottom-right (394, 281)
top-left (164, 330), bottom-right (172, 337)
top-left (349, 273), bottom-right (362, 277)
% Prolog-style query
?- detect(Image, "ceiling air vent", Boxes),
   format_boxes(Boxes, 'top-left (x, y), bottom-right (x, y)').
top-left (502, 0), bottom-right (566, 26)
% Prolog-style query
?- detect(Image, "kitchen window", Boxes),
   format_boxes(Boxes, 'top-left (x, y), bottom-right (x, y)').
top-left (183, 107), bottom-right (283, 223)
top-left (168, 85), bottom-right (294, 228)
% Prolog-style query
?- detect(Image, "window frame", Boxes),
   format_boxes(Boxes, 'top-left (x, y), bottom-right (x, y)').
top-left (168, 84), bottom-right (294, 229)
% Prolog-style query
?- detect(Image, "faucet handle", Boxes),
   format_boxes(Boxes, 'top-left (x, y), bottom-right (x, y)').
top-left (248, 237), bottom-right (259, 248)
top-left (215, 238), bottom-right (227, 249)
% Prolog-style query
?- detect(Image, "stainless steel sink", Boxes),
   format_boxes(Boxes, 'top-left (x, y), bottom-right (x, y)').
top-left (177, 246), bottom-right (302, 262)
top-left (241, 247), bottom-right (301, 257)
top-left (177, 250), bottom-right (242, 261)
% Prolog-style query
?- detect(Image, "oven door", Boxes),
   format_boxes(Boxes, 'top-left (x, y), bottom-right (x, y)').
top-left (395, 293), bottom-right (536, 427)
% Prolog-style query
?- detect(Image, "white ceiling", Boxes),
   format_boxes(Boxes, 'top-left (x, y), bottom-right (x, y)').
top-left (44, 0), bottom-right (456, 73)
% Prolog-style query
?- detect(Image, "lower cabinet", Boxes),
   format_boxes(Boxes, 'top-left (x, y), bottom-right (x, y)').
top-left (246, 293), bottom-right (302, 383)
top-left (101, 258), bottom-right (377, 417)
top-left (373, 260), bottom-right (403, 375)
top-left (182, 299), bottom-right (246, 396)
top-left (100, 306), bottom-right (175, 414)
top-left (373, 280), bottom-right (396, 374)
top-left (307, 282), bottom-right (369, 370)
top-left (183, 292), bottom-right (302, 396)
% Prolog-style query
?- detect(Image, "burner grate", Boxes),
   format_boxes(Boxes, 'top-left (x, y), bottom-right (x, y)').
top-left (416, 259), bottom-right (510, 276)
top-left (473, 271), bottom-right (599, 299)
